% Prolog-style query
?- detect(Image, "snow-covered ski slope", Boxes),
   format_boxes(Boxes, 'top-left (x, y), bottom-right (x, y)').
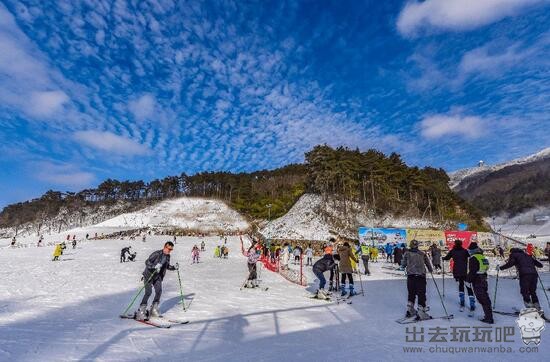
top-left (96, 197), bottom-right (249, 232)
top-left (1, 233), bottom-right (549, 361)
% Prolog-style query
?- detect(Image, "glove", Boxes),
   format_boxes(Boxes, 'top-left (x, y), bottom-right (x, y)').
top-left (154, 263), bottom-right (162, 272)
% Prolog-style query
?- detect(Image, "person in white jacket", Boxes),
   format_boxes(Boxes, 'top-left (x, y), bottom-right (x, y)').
top-left (280, 243), bottom-right (290, 270)
top-left (305, 245), bottom-right (314, 266)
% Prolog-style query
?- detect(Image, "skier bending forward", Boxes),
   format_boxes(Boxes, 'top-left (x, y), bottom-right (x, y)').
top-left (136, 241), bottom-right (178, 320)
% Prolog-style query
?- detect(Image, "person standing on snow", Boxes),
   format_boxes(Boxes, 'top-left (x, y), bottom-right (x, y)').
top-left (338, 242), bottom-right (359, 296)
top-left (201, 240), bottom-right (206, 252)
top-left (245, 243), bottom-right (261, 288)
top-left (443, 239), bottom-right (475, 313)
top-left (293, 246), bottom-right (301, 264)
top-left (466, 242), bottom-right (493, 324)
top-left (135, 242), bottom-right (178, 321)
top-left (120, 246), bottom-right (131, 262)
top-left (402, 239), bottom-right (433, 320)
top-left (52, 243), bottom-right (63, 261)
top-left (385, 243), bottom-right (394, 263)
top-left (305, 245), bottom-right (314, 266)
top-left (312, 248), bottom-right (336, 300)
top-left (498, 247), bottom-right (544, 316)
top-left (359, 241), bottom-right (371, 275)
top-left (192, 245), bottom-right (200, 264)
top-left (280, 242), bottom-right (290, 270)
top-left (429, 243), bottom-right (442, 273)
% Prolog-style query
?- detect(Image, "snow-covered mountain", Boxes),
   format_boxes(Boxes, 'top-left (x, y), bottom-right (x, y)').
top-left (449, 147), bottom-right (550, 191)
top-left (448, 147), bottom-right (550, 221)
top-left (261, 193), bottom-right (440, 241)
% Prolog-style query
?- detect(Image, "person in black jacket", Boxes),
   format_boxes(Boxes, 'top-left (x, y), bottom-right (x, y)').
top-left (443, 239), bottom-right (475, 312)
top-left (120, 246), bottom-right (131, 262)
top-left (467, 242), bottom-right (493, 324)
top-left (499, 247), bottom-right (544, 313)
top-left (136, 242), bottom-right (178, 320)
top-left (312, 250), bottom-right (336, 300)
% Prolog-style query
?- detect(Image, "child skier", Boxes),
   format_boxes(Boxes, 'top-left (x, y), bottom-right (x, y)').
top-left (402, 239), bottom-right (433, 320)
top-left (52, 243), bottom-right (63, 261)
top-left (312, 248), bottom-right (336, 300)
top-left (192, 245), bottom-right (200, 264)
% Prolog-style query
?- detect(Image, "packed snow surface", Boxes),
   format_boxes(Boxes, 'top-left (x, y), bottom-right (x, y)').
top-left (1, 230), bottom-right (548, 361)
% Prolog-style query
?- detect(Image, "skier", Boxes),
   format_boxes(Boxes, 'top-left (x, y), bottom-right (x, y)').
top-left (10, 237), bottom-right (16, 247)
top-left (305, 245), bottom-right (314, 266)
top-left (214, 245), bottom-right (221, 258)
top-left (338, 242), bottom-right (359, 296)
top-left (245, 244), bottom-right (261, 288)
top-left (72, 238), bottom-right (77, 249)
top-left (127, 251), bottom-right (137, 261)
top-left (280, 243), bottom-right (290, 270)
top-left (312, 248), bottom-right (336, 300)
top-left (385, 243), bottom-right (394, 263)
top-left (359, 241), bottom-right (371, 275)
top-left (402, 239), bottom-right (433, 320)
top-left (52, 243), bottom-right (63, 261)
top-left (393, 244), bottom-right (404, 267)
top-left (293, 246), bottom-right (301, 265)
top-left (120, 246), bottom-right (131, 262)
top-left (429, 243), bottom-right (442, 273)
top-left (85, 233), bottom-right (89, 240)
top-left (443, 239), bottom-right (475, 313)
top-left (498, 247), bottom-right (545, 316)
top-left (201, 240), bottom-right (206, 252)
top-left (173, 235), bottom-right (177, 244)
top-left (142, 234), bottom-right (146, 243)
top-left (466, 242), bottom-right (494, 324)
top-left (135, 242), bottom-right (178, 321)
top-left (192, 245), bottom-right (200, 264)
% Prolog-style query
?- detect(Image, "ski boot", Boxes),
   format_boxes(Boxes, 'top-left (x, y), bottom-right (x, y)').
top-left (405, 301), bottom-right (417, 318)
top-left (459, 292), bottom-right (465, 308)
top-left (150, 302), bottom-right (162, 318)
top-left (340, 285), bottom-right (347, 297)
top-left (348, 284), bottom-right (357, 297)
top-left (135, 304), bottom-right (148, 321)
top-left (417, 306), bottom-right (431, 320)
top-left (316, 289), bottom-right (331, 300)
top-left (479, 316), bottom-right (494, 324)
top-left (533, 302), bottom-right (547, 320)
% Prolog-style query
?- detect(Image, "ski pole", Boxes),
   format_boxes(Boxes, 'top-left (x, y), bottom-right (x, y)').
top-left (121, 270), bottom-right (157, 317)
top-left (538, 275), bottom-right (550, 309)
top-left (493, 267), bottom-right (500, 311)
top-left (176, 264), bottom-right (187, 312)
top-left (442, 261), bottom-right (445, 298)
top-left (430, 271), bottom-right (450, 319)
top-left (357, 263), bottom-right (365, 296)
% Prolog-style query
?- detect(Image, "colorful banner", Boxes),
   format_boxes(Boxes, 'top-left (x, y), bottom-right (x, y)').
top-left (444, 231), bottom-right (478, 250)
top-left (406, 229), bottom-right (445, 249)
top-left (358, 227), bottom-right (406, 246)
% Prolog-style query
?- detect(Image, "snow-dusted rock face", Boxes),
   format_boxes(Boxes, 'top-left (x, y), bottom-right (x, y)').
top-left (96, 197), bottom-right (249, 232)
top-left (0, 197), bottom-right (249, 238)
top-left (261, 194), bottom-right (439, 241)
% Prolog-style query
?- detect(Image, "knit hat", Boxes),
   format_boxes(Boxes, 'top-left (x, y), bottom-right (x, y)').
top-left (468, 242), bottom-right (478, 250)
top-left (410, 239), bottom-right (419, 248)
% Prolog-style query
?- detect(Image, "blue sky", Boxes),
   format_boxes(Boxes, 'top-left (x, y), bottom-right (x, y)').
top-left (0, 0), bottom-right (549, 208)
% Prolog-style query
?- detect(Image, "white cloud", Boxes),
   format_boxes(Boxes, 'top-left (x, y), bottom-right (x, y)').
top-left (28, 90), bottom-right (69, 117)
top-left (34, 162), bottom-right (95, 189)
top-left (420, 114), bottom-right (485, 139)
top-left (128, 94), bottom-right (155, 121)
top-left (397, 0), bottom-right (545, 37)
top-left (458, 43), bottom-right (528, 76)
top-left (74, 130), bottom-right (150, 156)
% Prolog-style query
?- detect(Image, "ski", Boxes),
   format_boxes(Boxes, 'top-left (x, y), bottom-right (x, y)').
top-left (168, 319), bottom-right (190, 325)
top-left (493, 310), bottom-right (519, 317)
top-left (396, 314), bottom-right (454, 324)
top-left (119, 314), bottom-right (171, 328)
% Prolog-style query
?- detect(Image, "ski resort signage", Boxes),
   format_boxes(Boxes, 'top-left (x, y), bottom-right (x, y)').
top-left (406, 229), bottom-right (445, 250)
top-left (444, 231), bottom-right (478, 250)
top-left (358, 227), bottom-right (406, 246)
